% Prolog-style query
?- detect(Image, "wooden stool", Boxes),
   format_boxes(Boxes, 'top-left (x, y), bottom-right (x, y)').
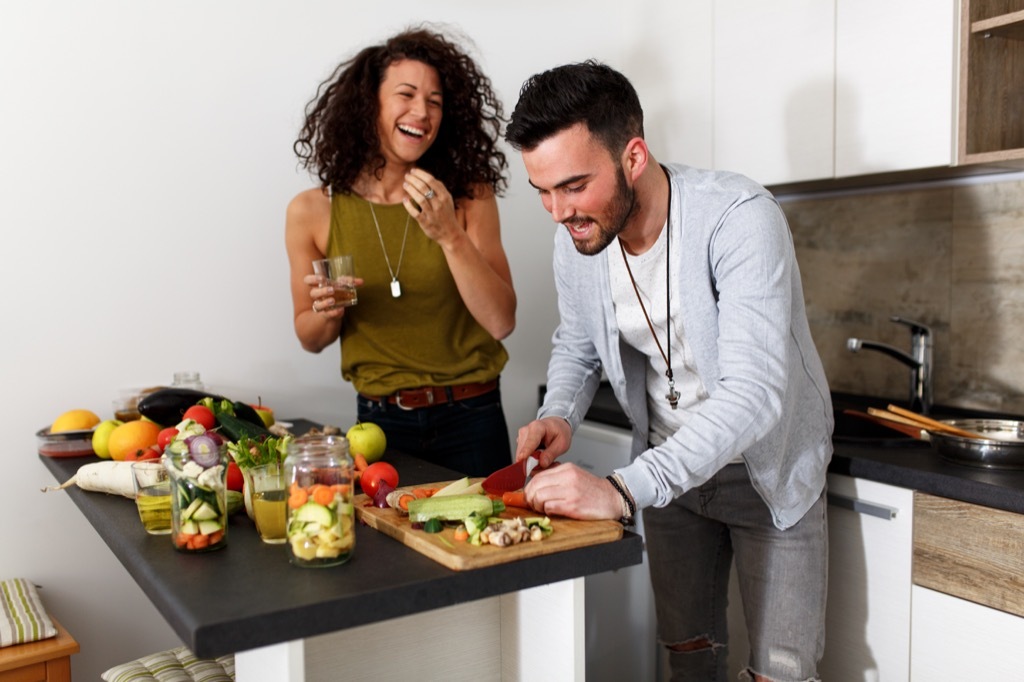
top-left (0, 617), bottom-right (79, 682)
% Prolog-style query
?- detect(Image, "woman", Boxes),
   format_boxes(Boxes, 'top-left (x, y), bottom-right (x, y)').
top-left (286, 26), bottom-right (516, 477)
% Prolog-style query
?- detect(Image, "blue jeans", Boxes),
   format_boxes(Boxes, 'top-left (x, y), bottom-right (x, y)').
top-left (643, 463), bottom-right (827, 682)
top-left (356, 386), bottom-right (511, 478)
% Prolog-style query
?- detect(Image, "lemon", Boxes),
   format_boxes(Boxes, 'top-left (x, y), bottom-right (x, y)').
top-left (51, 409), bottom-right (101, 433)
top-left (91, 419), bottom-right (124, 459)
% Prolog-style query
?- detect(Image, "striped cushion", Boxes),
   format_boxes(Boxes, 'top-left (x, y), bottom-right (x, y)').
top-left (0, 578), bottom-right (57, 647)
top-left (100, 646), bottom-right (235, 682)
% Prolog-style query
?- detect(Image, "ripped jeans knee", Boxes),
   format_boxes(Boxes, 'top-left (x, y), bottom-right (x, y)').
top-left (666, 634), bottom-right (725, 654)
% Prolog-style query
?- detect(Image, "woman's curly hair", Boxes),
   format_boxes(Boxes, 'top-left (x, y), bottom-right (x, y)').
top-left (293, 26), bottom-right (508, 201)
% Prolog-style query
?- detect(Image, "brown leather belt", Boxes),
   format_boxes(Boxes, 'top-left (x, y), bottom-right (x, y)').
top-left (361, 379), bottom-right (498, 411)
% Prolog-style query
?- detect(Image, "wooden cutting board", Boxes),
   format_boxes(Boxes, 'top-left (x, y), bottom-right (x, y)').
top-left (354, 480), bottom-right (623, 571)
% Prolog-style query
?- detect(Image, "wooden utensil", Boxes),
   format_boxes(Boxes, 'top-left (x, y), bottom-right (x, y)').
top-left (884, 404), bottom-right (988, 439)
top-left (841, 409), bottom-right (927, 439)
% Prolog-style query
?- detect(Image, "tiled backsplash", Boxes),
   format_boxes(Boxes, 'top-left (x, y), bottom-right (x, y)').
top-left (782, 175), bottom-right (1024, 415)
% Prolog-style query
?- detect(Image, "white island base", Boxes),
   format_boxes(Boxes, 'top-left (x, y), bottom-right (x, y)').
top-left (235, 577), bottom-right (585, 681)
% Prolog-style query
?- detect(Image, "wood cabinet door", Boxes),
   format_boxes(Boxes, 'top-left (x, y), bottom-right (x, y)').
top-left (835, 0), bottom-right (958, 177)
top-left (713, 0), bottom-right (835, 186)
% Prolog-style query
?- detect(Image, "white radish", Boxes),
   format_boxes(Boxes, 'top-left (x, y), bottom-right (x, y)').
top-left (41, 461), bottom-right (138, 499)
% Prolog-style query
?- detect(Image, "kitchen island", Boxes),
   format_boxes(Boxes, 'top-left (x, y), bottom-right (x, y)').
top-left (39, 428), bottom-right (642, 682)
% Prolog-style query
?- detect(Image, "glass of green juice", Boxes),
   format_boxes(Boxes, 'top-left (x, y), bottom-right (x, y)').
top-left (132, 461), bottom-right (172, 535)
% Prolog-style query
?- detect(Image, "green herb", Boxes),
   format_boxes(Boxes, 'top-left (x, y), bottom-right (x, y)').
top-left (227, 435), bottom-right (290, 470)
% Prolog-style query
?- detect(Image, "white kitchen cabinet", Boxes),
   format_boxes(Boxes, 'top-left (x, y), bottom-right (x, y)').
top-left (713, 1), bottom-right (958, 186)
top-left (910, 586), bottom-right (1024, 679)
top-left (835, 0), bottom-right (958, 177)
top-left (819, 474), bottom-right (914, 681)
top-left (713, 0), bottom-right (836, 186)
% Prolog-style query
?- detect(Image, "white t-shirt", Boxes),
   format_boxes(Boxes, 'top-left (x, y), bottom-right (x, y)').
top-left (608, 226), bottom-right (708, 447)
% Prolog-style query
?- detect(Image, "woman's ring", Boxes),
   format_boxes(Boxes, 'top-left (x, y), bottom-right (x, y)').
top-left (423, 188), bottom-right (435, 200)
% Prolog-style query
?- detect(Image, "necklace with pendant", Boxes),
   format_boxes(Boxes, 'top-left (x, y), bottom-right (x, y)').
top-left (618, 179), bottom-right (679, 409)
top-left (367, 201), bottom-right (410, 298)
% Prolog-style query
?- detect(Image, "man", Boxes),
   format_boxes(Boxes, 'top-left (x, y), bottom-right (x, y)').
top-left (506, 61), bottom-right (833, 682)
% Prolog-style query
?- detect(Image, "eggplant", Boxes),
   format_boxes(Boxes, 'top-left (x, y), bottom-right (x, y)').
top-left (137, 387), bottom-right (265, 428)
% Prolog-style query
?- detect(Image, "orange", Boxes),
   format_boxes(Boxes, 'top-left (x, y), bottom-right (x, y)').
top-left (51, 409), bottom-right (101, 433)
top-left (107, 420), bottom-right (161, 461)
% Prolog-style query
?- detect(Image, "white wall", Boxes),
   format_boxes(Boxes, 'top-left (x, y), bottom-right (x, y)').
top-left (1, 1), bottom-right (704, 678)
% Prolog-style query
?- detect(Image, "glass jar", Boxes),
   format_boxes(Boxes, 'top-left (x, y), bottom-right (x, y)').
top-left (163, 436), bottom-right (229, 553)
top-left (172, 371), bottom-right (204, 390)
top-left (283, 435), bottom-right (355, 567)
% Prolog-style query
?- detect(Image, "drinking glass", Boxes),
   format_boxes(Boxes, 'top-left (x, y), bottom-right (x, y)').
top-left (131, 461), bottom-right (172, 535)
top-left (250, 463), bottom-right (287, 544)
top-left (312, 255), bottom-right (358, 309)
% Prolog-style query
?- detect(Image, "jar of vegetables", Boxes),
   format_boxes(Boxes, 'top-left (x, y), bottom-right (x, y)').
top-left (163, 432), bottom-right (229, 553)
top-left (283, 435), bottom-right (355, 567)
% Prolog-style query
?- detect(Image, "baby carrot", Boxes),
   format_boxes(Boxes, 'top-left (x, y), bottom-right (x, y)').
top-left (453, 526), bottom-right (470, 542)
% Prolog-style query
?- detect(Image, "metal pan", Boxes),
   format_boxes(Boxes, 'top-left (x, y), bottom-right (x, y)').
top-left (929, 419), bottom-right (1024, 470)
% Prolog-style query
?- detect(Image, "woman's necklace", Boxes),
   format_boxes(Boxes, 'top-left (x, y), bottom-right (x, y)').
top-left (367, 201), bottom-right (410, 298)
top-left (618, 182), bottom-right (679, 409)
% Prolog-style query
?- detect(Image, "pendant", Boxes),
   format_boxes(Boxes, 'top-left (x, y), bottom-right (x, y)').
top-left (390, 279), bottom-right (402, 298)
top-left (666, 376), bottom-right (679, 410)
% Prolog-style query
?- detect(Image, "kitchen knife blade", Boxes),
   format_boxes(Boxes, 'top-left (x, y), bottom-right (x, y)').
top-left (481, 452), bottom-right (540, 495)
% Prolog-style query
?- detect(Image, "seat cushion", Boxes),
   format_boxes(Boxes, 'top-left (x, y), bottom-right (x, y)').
top-left (100, 646), bottom-right (235, 682)
top-left (0, 578), bottom-right (58, 647)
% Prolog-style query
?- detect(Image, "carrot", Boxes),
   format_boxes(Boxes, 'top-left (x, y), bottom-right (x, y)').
top-left (330, 483), bottom-right (350, 496)
top-left (288, 488), bottom-right (309, 509)
top-left (502, 490), bottom-right (529, 509)
top-left (453, 526), bottom-right (470, 542)
top-left (312, 485), bottom-right (335, 506)
top-left (354, 453), bottom-right (368, 472)
top-left (208, 530), bottom-right (224, 546)
top-left (398, 493), bottom-right (416, 511)
top-left (412, 487), bottom-right (436, 499)
top-left (192, 533), bottom-right (210, 549)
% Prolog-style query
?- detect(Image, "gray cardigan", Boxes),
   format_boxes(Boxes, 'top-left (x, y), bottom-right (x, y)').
top-left (537, 163), bottom-right (833, 530)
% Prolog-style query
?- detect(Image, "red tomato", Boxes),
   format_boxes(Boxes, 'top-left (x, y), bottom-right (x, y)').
top-left (157, 427), bottom-right (179, 450)
top-left (226, 461), bottom-right (244, 492)
top-left (125, 445), bottom-right (162, 462)
top-left (360, 462), bottom-right (399, 498)
top-left (182, 405), bottom-right (216, 430)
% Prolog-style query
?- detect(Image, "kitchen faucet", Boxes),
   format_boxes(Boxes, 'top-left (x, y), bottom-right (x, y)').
top-left (847, 316), bottom-right (933, 414)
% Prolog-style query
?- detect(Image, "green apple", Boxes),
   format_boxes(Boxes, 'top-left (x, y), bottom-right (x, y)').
top-left (249, 404), bottom-right (275, 428)
top-left (91, 419), bottom-right (124, 459)
top-left (346, 422), bottom-right (387, 463)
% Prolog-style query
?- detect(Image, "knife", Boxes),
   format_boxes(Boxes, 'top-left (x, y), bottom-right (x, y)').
top-left (481, 452), bottom-right (541, 495)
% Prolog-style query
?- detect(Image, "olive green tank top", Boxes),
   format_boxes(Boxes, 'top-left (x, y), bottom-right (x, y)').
top-left (328, 193), bottom-right (508, 395)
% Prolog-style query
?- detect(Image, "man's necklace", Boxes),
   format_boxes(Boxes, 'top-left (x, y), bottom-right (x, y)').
top-left (618, 183), bottom-right (679, 409)
top-left (367, 201), bottom-right (410, 298)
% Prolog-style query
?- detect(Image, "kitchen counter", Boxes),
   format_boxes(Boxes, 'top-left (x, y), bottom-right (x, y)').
top-left (578, 383), bottom-right (1024, 516)
top-left (38, 423), bottom-right (642, 663)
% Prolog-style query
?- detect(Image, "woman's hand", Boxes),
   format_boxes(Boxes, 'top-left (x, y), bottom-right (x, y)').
top-left (402, 168), bottom-right (459, 246)
top-left (305, 273), bottom-right (364, 317)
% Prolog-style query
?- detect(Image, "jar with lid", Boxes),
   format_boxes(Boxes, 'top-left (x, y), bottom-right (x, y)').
top-left (283, 435), bottom-right (355, 567)
top-left (163, 433), bottom-right (228, 553)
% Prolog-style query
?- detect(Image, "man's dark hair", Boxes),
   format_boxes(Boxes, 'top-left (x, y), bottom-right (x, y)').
top-left (505, 60), bottom-right (644, 156)
top-left (293, 26), bottom-right (507, 200)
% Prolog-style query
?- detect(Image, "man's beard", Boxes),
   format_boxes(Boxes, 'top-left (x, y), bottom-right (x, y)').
top-left (566, 168), bottom-right (637, 256)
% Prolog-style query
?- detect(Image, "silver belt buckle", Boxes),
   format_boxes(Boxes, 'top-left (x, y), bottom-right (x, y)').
top-left (395, 392), bottom-right (415, 411)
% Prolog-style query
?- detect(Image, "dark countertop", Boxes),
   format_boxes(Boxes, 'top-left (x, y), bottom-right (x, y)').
top-left (575, 383), bottom-right (1024, 516)
top-left (39, 422), bottom-right (642, 659)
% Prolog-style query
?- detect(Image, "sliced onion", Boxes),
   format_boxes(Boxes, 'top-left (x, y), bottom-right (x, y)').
top-left (372, 480), bottom-right (395, 508)
top-left (187, 434), bottom-right (221, 468)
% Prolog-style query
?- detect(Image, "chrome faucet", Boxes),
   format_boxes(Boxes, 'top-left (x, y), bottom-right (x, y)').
top-left (847, 316), bottom-right (933, 414)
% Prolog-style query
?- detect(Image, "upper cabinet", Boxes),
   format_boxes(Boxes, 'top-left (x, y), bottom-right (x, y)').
top-left (835, 0), bottom-right (957, 177)
top-left (959, 0), bottom-right (1024, 163)
top-left (713, 1), bottom-right (836, 186)
top-left (711, 1), bottom-right (959, 187)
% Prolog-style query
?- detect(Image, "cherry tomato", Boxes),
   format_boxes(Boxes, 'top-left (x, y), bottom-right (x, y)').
top-left (157, 427), bottom-right (179, 450)
top-left (226, 461), bottom-right (244, 492)
top-left (360, 462), bottom-right (399, 498)
top-left (182, 405), bottom-right (216, 430)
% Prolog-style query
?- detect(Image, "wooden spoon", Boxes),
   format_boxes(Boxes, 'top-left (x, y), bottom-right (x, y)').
top-left (884, 404), bottom-right (988, 440)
